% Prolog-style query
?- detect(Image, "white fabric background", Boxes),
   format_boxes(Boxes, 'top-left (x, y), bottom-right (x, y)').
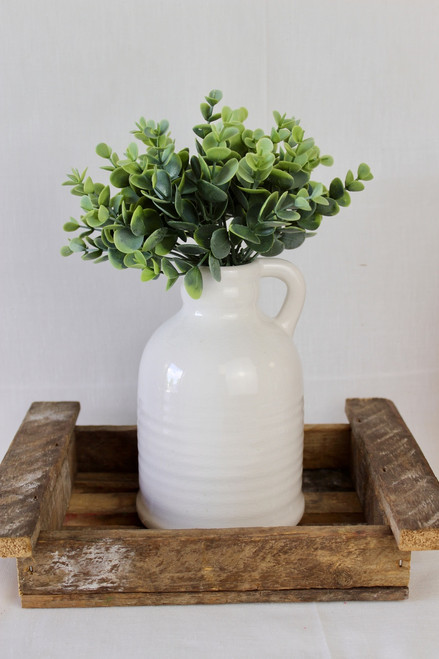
top-left (1, 1), bottom-right (438, 656)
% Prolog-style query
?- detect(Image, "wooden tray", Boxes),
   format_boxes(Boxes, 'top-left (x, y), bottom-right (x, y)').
top-left (1, 398), bottom-right (438, 608)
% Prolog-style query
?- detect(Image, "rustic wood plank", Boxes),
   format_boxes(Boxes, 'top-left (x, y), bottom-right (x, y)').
top-left (0, 402), bottom-right (79, 558)
top-left (346, 398), bottom-right (439, 551)
top-left (75, 426), bottom-right (137, 473)
top-left (299, 512), bottom-right (365, 526)
top-left (67, 492), bottom-right (137, 514)
top-left (20, 586), bottom-right (409, 608)
top-left (73, 472), bottom-right (138, 494)
top-left (63, 513), bottom-right (142, 528)
top-left (17, 526), bottom-right (410, 596)
top-left (303, 424), bottom-right (351, 469)
top-left (302, 468), bottom-right (354, 492)
top-left (74, 424), bottom-right (351, 473)
top-left (65, 491), bottom-right (361, 517)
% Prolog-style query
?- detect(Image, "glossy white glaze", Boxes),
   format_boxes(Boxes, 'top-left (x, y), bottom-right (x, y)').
top-left (137, 258), bottom-right (306, 528)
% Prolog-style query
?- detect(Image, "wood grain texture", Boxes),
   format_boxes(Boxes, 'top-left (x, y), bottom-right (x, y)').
top-left (0, 402), bottom-right (79, 558)
top-left (75, 426), bottom-right (137, 473)
top-left (17, 526), bottom-right (410, 596)
top-left (346, 398), bottom-right (439, 551)
top-left (74, 424), bottom-right (351, 473)
top-left (303, 424), bottom-right (351, 469)
top-left (20, 586), bottom-right (409, 608)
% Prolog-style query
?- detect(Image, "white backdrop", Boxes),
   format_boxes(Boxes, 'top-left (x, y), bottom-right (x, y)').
top-left (1, 1), bottom-right (439, 657)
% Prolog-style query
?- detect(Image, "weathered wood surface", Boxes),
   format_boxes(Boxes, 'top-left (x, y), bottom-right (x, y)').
top-left (75, 426), bottom-right (137, 473)
top-left (20, 586), bottom-right (409, 608)
top-left (346, 398), bottom-right (439, 551)
top-left (303, 424), bottom-right (351, 469)
top-left (17, 526), bottom-right (410, 597)
top-left (0, 402), bottom-right (79, 558)
top-left (74, 424), bottom-right (351, 473)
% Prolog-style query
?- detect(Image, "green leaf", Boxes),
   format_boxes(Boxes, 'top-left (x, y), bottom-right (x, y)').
top-left (298, 213), bottom-right (322, 230)
top-left (345, 170), bottom-right (354, 187)
top-left (347, 180), bottom-right (365, 192)
top-left (153, 169), bottom-right (172, 200)
top-left (82, 250), bottom-right (103, 261)
top-left (69, 237), bottom-right (86, 252)
top-left (63, 220), bottom-right (79, 232)
top-left (320, 155), bottom-right (334, 166)
top-left (80, 196), bottom-right (93, 212)
top-left (329, 178), bottom-right (344, 200)
top-left (337, 190), bottom-right (351, 207)
top-left (60, 245), bottom-right (73, 256)
top-left (98, 185), bottom-right (111, 206)
top-left (155, 235), bottom-right (177, 256)
top-left (98, 205), bottom-right (109, 223)
top-left (259, 191), bottom-right (279, 220)
top-left (212, 158), bottom-right (239, 185)
top-left (140, 267), bottom-right (156, 282)
top-left (127, 142), bottom-right (138, 161)
top-left (263, 238), bottom-right (284, 257)
top-left (197, 179), bottom-right (228, 203)
top-left (130, 207), bottom-right (147, 236)
top-left (178, 244), bottom-right (208, 257)
top-left (205, 89), bottom-right (223, 106)
top-left (84, 177), bottom-right (94, 194)
top-left (294, 196), bottom-right (312, 211)
top-left (205, 147), bottom-right (231, 162)
top-left (143, 227), bottom-right (168, 252)
top-left (96, 143), bottom-right (112, 158)
top-left (184, 266), bottom-right (203, 299)
top-left (161, 257), bottom-right (179, 278)
top-left (110, 167), bottom-right (130, 188)
top-left (208, 253), bottom-right (221, 281)
top-left (200, 102), bottom-right (212, 120)
top-left (210, 227), bottom-right (231, 259)
top-left (229, 223), bottom-right (261, 244)
top-left (114, 228), bottom-right (144, 254)
top-left (268, 168), bottom-right (294, 189)
top-left (108, 247), bottom-right (126, 269)
top-left (194, 224), bottom-right (216, 249)
top-left (276, 209), bottom-right (301, 222)
top-left (292, 125), bottom-right (304, 143)
top-left (280, 229), bottom-right (306, 250)
top-left (357, 163), bottom-right (373, 181)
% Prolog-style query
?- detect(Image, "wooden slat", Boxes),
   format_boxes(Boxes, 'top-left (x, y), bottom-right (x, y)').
top-left (302, 468), bottom-right (354, 492)
top-left (346, 398), bottom-right (439, 551)
top-left (20, 586), bottom-right (409, 608)
top-left (66, 491), bottom-right (361, 517)
top-left (0, 402), bottom-right (79, 558)
top-left (303, 424), bottom-right (351, 469)
top-left (73, 472), bottom-right (138, 493)
top-left (17, 526), bottom-right (410, 597)
top-left (75, 426), bottom-right (137, 473)
top-left (63, 513), bottom-right (142, 528)
top-left (74, 424), bottom-right (351, 473)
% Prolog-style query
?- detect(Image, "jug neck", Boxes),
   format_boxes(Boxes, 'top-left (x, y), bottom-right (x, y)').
top-left (180, 261), bottom-right (260, 316)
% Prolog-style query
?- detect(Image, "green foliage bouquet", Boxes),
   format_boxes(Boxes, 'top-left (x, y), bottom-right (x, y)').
top-left (62, 90), bottom-right (372, 298)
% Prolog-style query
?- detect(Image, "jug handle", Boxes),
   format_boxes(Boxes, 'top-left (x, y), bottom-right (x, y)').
top-left (257, 258), bottom-right (306, 337)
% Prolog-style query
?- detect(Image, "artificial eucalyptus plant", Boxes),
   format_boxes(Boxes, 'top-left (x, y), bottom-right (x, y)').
top-left (62, 89), bottom-right (372, 298)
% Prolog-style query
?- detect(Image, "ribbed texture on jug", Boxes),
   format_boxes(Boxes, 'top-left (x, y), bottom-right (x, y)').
top-left (136, 260), bottom-right (306, 529)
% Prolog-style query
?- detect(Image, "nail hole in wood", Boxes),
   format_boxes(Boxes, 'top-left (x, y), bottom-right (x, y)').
top-left (399, 560), bottom-right (403, 568)
top-left (382, 467), bottom-right (387, 472)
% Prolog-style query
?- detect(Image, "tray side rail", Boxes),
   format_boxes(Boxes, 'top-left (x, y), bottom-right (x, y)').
top-left (0, 402), bottom-right (79, 558)
top-left (346, 398), bottom-right (439, 551)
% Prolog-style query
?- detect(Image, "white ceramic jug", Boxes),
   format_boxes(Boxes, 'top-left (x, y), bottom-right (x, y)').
top-left (136, 258), bottom-right (306, 529)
